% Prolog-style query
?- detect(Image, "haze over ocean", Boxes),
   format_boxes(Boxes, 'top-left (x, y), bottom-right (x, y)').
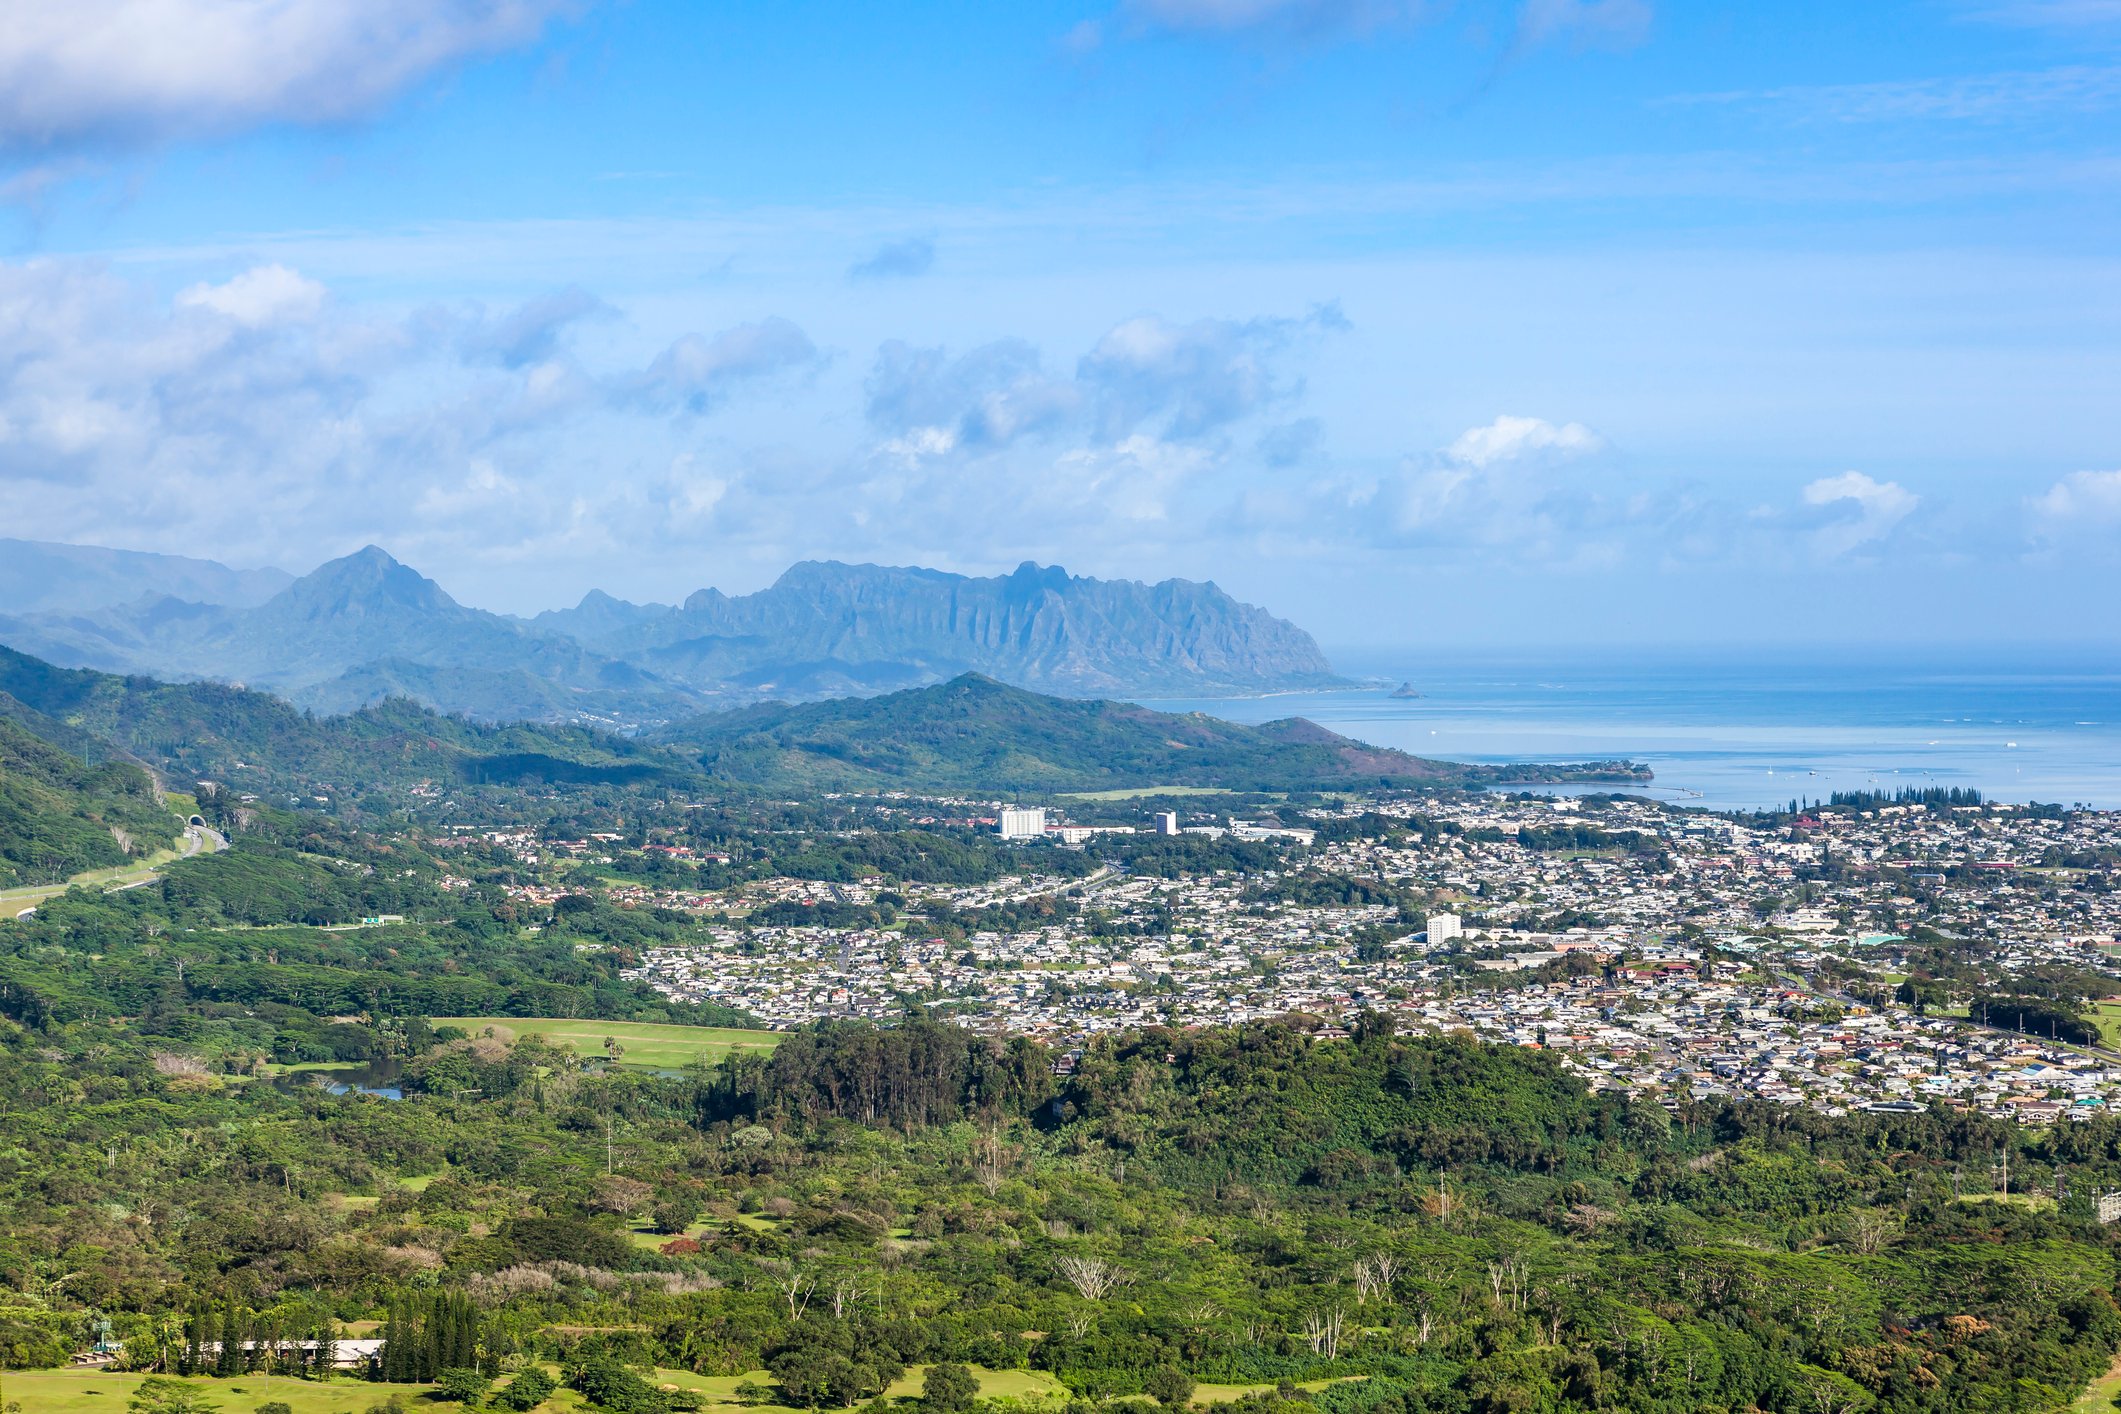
top-left (1153, 649), bottom-right (2121, 811)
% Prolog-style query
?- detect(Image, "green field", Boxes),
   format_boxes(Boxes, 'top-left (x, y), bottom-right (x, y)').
top-left (659, 1364), bottom-right (1065, 1414)
top-left (436, 1018), bottom-right (781, 1069)
top-left (0, 1371), bottom-right (459, 1414)
top-left (1057, 785), bottom-right (1239, 801)
top-left (2086, 1001), bottom-right (2121, 1047)
top-left (0, 1362), bottom-right (1312, 1414)
top-left (1957, 1191), bottom-right (2057, 1212)
top-left (2073, 1349), bottom-right (2121, 1413)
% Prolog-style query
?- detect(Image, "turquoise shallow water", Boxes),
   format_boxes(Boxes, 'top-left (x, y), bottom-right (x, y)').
top-left (1144, 648), bottom-right (2121, 811)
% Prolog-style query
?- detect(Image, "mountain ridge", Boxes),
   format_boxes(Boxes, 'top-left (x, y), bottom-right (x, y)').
top-left (0, 542), bottom-right (1342, 721)
top-left (539, 556), bottom-right (1342, 700)
top-left (0, 538), bottom-right (293, 617)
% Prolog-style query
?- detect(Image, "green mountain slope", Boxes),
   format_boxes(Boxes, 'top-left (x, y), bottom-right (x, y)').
top-left (0, 717), bottom-right (177, 887)
top-left (0, 648), bottom-right (1646, 805)
top-left (0, 646), bottom-right (692, 803)
top-left (664, 672), bottom-right (1646, 792)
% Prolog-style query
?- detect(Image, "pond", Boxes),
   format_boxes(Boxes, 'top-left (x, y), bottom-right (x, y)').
top-left (274, 1057), bottom-right (405, 1099)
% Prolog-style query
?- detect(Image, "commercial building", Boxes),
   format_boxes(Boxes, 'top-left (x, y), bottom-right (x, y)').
top-left (1426, 912), bottom-right (1463, 947)
top-left (998, 806), bottom-right (1047, 841)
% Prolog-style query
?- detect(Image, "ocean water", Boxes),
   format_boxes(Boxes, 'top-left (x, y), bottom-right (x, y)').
top-left (1144, 649), bottom-right (2121, 812)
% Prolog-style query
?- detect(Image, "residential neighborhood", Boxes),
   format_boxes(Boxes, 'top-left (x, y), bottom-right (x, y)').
top-left (602, 790), bottom-right (2121, 1124)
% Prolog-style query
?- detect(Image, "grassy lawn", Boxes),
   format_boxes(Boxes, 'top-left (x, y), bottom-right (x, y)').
top-left (2074, 1348), bottom-right (2121, 1413)
top-left (2085, 1001), bottom-right (2121, 1047)
top-left (1195, 1377), bottom-right (1359, 1405)
top-left (1957, 1191), bottom-right (2057, 1212)
top-left (5, 1363), bottom-right (1314, 1414)
top-left (435, 1019), bottom-right (781, 1070)
top-left (655, 1365), bottom-right (1065, 1414)
top-left (0, 1371), bottom-right (455, 1413)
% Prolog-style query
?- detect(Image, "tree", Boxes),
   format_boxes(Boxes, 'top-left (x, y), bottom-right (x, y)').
top-left (772, 1350), bottom-right (876, 1409)
top-left (1145, 1368), bottom-right (1195, 1411)
top-left (492, 1368), bottom-right (555, 1411)
top-left (127, 1378), bottom-right (222, 1414)
top-left (436, 1367), bottom-right (491, 1407)
top-left (213, 1298), bottom-right (242, 1378)
top-left (1054, 1254), bottom-right (1125, 1300)
top-left (921, 1362), bottom-right (980, 1414)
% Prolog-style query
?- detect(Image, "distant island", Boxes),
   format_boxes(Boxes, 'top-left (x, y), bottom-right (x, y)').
top-left (1389, 681), bottom-right (1423, 698)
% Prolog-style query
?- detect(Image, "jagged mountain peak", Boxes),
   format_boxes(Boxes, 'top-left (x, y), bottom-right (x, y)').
top-left (0, 541), bottom-right (1342, 723)
top-left (272, 546), bottom-right (459, 618)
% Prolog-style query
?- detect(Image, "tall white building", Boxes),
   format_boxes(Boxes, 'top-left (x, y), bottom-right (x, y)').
top-left (1154, 811), bottom-right (1179, 836)
top-left (1426, 912), bottom-right (1463, 947)
top-left (997, 806), bottom-right (1047, 840)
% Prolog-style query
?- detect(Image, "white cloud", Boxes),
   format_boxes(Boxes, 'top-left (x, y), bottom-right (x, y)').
top-left (1801, 471), bottom-right (1920, 557)
top-left (863, 305), bottom-right (1340, 466)
top-left (2032, 468), bottom-right (2121, 524)
top-left (0, 0), bottom-right (575, 151)
top-left (1444, 414), bottom-right (1602, 468)
top-left (175, 264), bottom-right (327, 327)
top-left (1054, 435), bottom-right (1212, 523)
top-left (1364, 413), bottom-right (1612, 554)
top-left (0, 255), bottom-right (834, 581)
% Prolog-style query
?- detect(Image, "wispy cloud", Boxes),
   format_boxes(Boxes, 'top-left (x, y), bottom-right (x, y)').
top-left (1673, 65), bottom-right (2121, 124)
top-left (1099, 0), bottom-right (1649, 49)
top-left (625, 318), bottom-right (821, 414)
top-left (1119, 0), bottom-right (1420, 37)
top-left (1516, 0), bottom-right (1651, 49)
top-left (1968, 0), bottom-right (2121, 29)
top-left (848, 237), bottom-right (937, 281)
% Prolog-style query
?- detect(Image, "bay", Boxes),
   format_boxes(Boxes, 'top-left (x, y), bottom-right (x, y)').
top-left (1145, 647), bottom-right (2121, 811)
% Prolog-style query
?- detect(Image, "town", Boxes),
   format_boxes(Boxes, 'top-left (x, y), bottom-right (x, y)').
top-left (426, 787), bottom-right (2121, 1126)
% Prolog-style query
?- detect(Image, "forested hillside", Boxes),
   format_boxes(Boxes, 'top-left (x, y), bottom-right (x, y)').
top-left (8, 1001), bottom-right (2121, 1414)
top-left (0, 717), bottom-right (176, 887)
top-left (0, 648), bottom-right (1648, 811)
top-left (0, 807), bottom-right (753, 1031)
top-left (667, 674), bottom-right (1648, 793)
top-left (0, 644), bottom-right (694, 805)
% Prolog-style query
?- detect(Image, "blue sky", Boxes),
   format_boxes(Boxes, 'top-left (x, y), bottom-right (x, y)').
top-left (2, 0), bottom-right (2119, 649)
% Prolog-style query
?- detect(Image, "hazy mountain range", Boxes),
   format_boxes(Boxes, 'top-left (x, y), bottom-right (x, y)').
top-left (0, 540), bottom-right (1342, 722)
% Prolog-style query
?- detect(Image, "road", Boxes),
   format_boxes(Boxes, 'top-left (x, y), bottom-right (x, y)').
top-left (0, 822), bottom-right (224, 918)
